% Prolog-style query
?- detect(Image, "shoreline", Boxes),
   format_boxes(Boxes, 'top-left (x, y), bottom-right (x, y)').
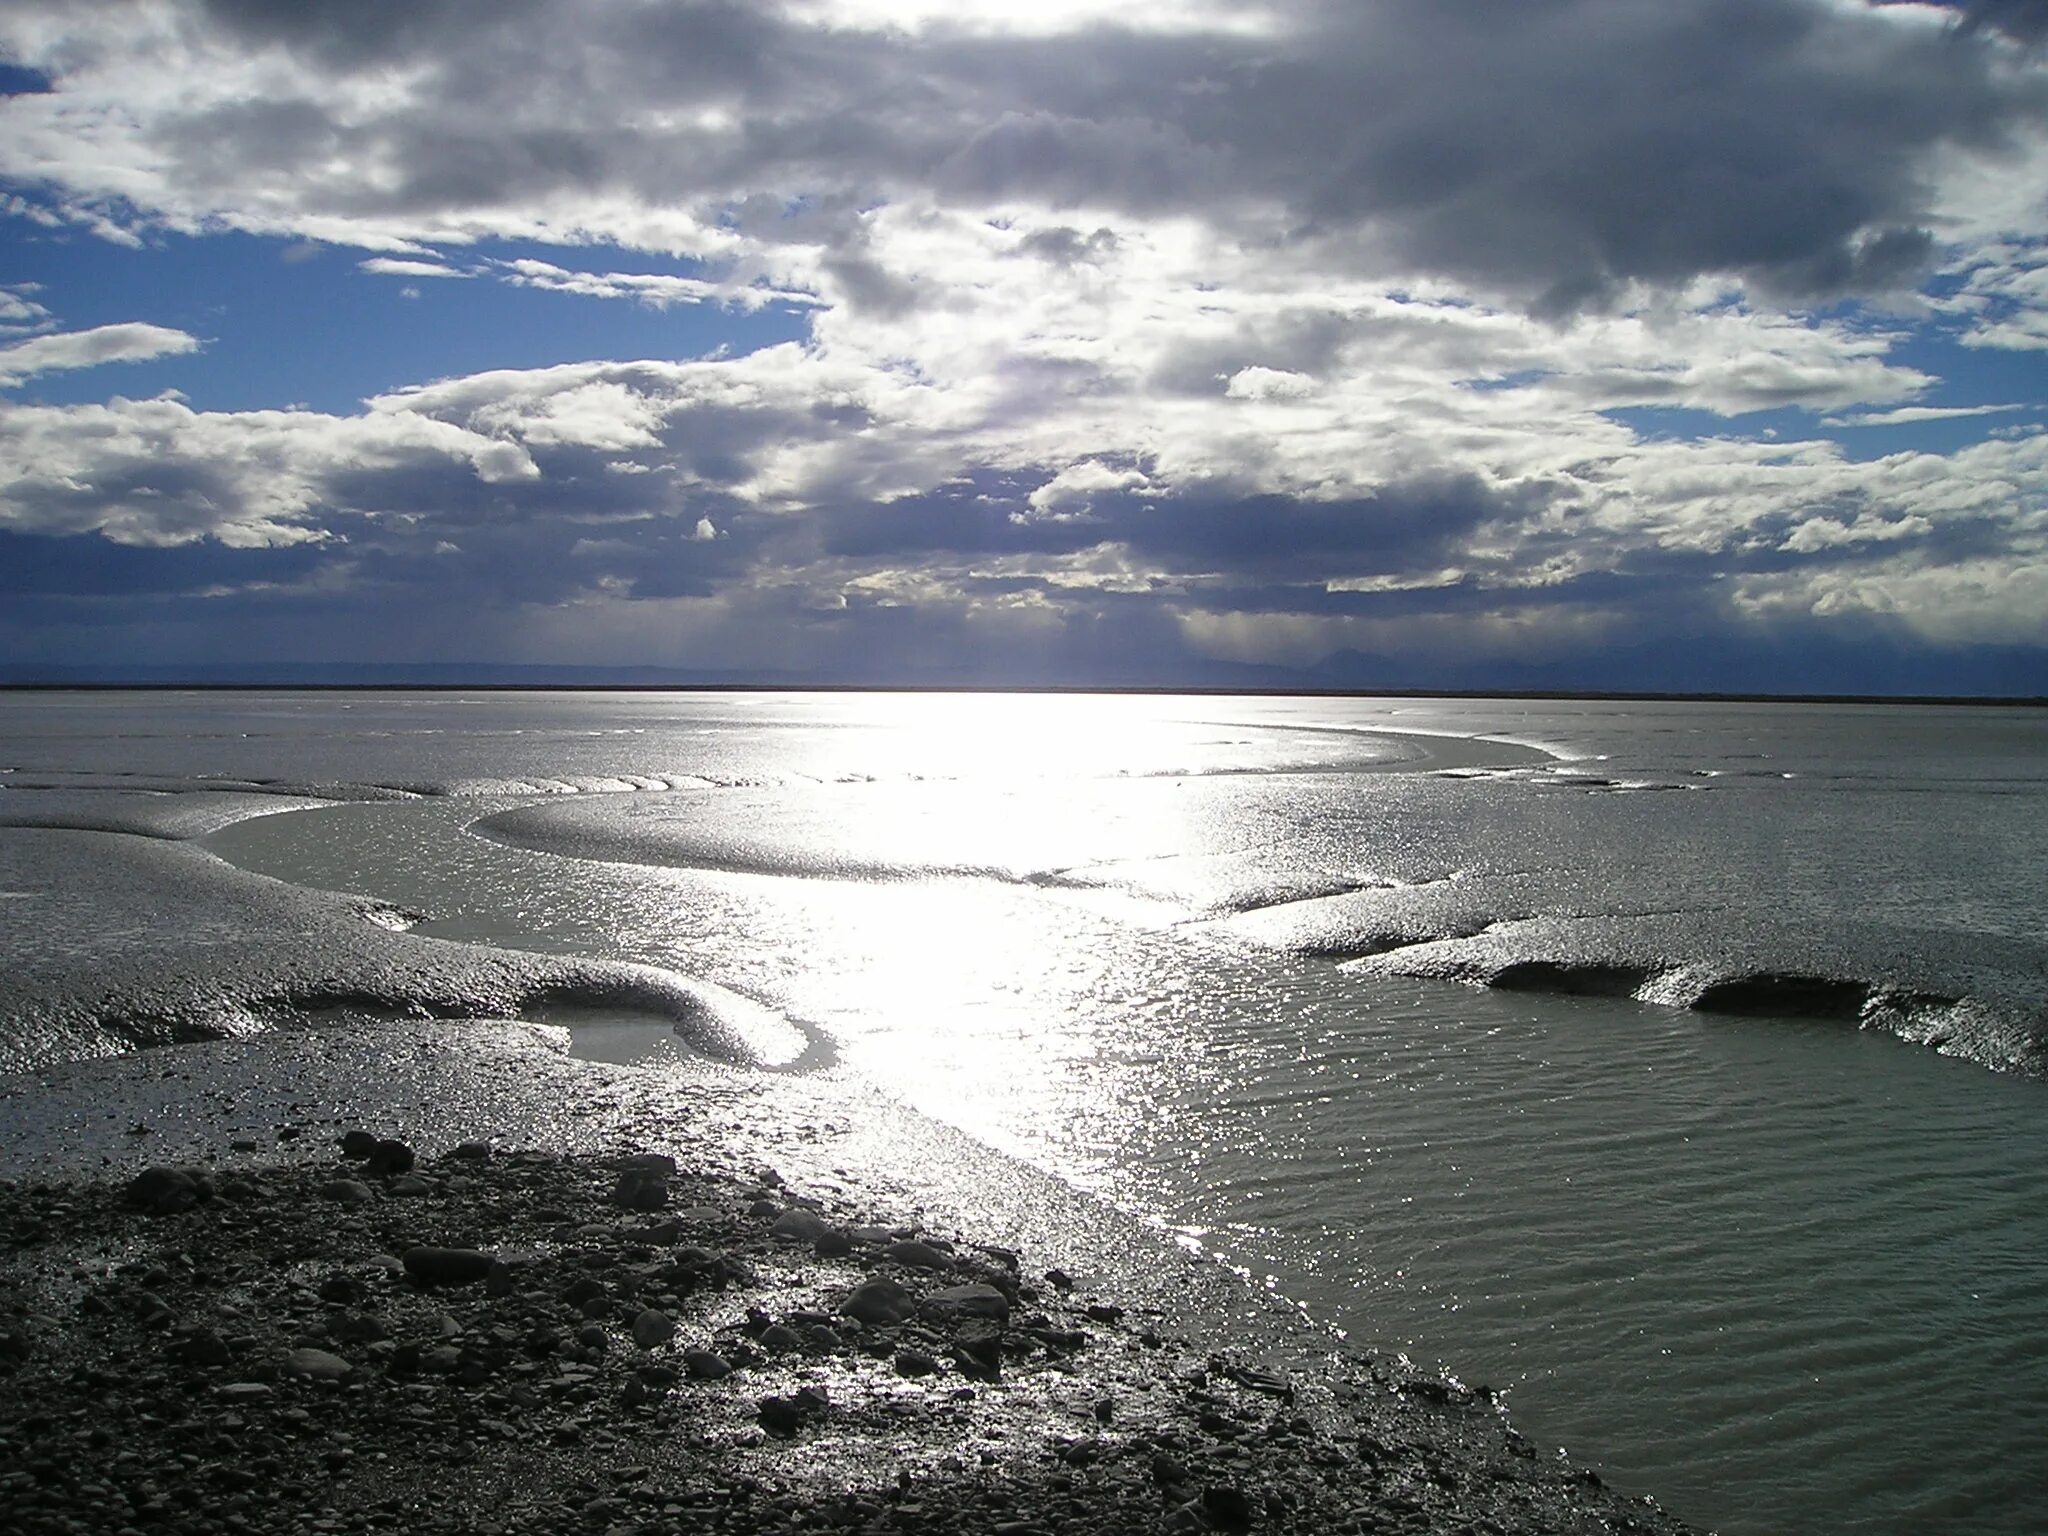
top-left (5, 680), bottom-right (2046, 708)
top-left (0, 1021), bottom-right (1696, 1536)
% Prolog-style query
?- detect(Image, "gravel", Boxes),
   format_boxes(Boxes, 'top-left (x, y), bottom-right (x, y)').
top-left (0, 1135), bottom-right (1697, 1536)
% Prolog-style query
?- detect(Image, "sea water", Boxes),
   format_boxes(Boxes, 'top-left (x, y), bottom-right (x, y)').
top-left (3, 688), bottom-right (2046, 1536)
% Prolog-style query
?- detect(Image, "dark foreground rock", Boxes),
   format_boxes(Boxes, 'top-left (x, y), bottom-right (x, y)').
top-left (0, 1146), bottom-right (1696, 1536)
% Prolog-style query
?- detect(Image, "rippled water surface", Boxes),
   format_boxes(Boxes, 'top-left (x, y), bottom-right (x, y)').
top-left (7, 689), bottom-right (2048, 1535)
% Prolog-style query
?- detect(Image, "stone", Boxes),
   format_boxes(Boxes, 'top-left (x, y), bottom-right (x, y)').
top-left (1202, 1485), bottom-right (1256, 1529)
top-left (921, 1283), bottom-right (1011, 1322)
top-left (630, 1309), bottom-right (675, 1350)
top-left (318, 1273), bottom-right (366, 1305)
top-left (339, 1130), bottom-right (379, 1158)
top-left (952, 1321), bottom-right (1004, 1381)
top-left (320, 1179), bottom-right (374, 1206)
top-left (284, 1347), bottom-right (352, 1382)
top-left (882, 1239), bottom-right (950, 1270)
top-left (768, 1208), bottom-right (833, 1242)
top-left (387, 1173), bottom-right (432, 1198)
top-left (125, 1167), bottom-right (211, 1215)
top-left (215, 1383), bottom-right (273, 1402)
top-left (612, 1168), bottom-right (668, 1212)
top-left (758, 1324), bottom-right (806, 1353)
top-left (840, 1277), bottom-right (917, 1327)
top-left (365, 1138), bottom-right (415, 1177)
top-left (894, 1350), bottom-right (940, 1377)
top-left (451, 1141), bottom-right (493, 1162)
top-left (171, 1327), bottom-right (233, 1368)
top-left (402, 1246), bottom-right (494, 1286)
top-left (756, 1386), bottom-right (828, 1437)
top-left (682, 1349), bottom-right (732, 1381)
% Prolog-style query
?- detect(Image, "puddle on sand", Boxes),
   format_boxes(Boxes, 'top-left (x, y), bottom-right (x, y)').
top-left (533, 1004), bottom-right (708, 1067)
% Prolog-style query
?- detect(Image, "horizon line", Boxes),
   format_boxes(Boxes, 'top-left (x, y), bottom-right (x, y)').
top-left (3, 680), bottom-right (2044, 708)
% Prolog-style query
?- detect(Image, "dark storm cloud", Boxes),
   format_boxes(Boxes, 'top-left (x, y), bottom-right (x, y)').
top-left (0, 528), bottom-right (327, 598)
top-left (1112, 477), bottom-right (1509, 578)
top-left (815, 469), bottom-right (1508, 580)
top-left (1952, 0), bottom-right (2048, 43)
top-left (1012, 226), bottom-right (1121, 267)
top-left (12, 0), bottom-right (2045, 307)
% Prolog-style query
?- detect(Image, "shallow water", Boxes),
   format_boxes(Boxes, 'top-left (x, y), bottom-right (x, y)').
top-left (7, 689), bottom-right (2048, 1534)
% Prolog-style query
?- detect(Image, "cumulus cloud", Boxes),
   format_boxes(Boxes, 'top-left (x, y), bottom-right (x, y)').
top-left (1, 1), bottom-right (2046, 680)
top-left (2, 0), bottom-right (2044, 310)
top-left (0, 323), bottom-right (201, 386)
top-left (0, 281), bottom-right (52, 333)
top-left (0, 391), bottom-right (537, 547)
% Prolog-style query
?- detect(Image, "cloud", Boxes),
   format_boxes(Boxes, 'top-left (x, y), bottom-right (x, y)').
top-left (1025, 460), bottom-right (1151, 519)
top-left (1, 0), bottom-right (2044, 312)
top-left (1, 2), bottom-right (2046, 682)
top-left (490, 257), bottom-right (818, 311)
top-left (0, 391), bottom-right (537, 547)
top-left (1950, 0), bottom-right (2048, 44)
top-left (358, 257), bottom-right (471, 279)
top-left (0, 281), bottom-right (52, 333)
top-left (0, 323), bottom-right (201, 387)
top-left (1823, 402), bottom-right (2032, 426)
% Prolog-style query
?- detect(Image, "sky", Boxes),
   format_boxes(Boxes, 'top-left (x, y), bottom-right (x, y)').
top-left (3, 0), bottom-right (2048, 694)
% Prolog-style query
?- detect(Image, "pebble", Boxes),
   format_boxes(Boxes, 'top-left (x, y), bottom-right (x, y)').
top-left (682, 1349), bottom-right (733, 1380)
top-left (125, 1166), bottom-right (211, 1215)
top-left (630, 1309), bottom-right (675, 1350)
top-left (402, 1246), bottom-right (494, 1286)
top-left (921, 1283), bottom-right (1012, 1322)
top-left (613, 1168), bottom-right (668, 1212)
top-left (365, 1138), bottom-right (416, 1177)
top-left (284, 1347), bottom-right (352, 1382)
top-left (1201, 1484), bottom-right (1257, 1529)
top-left (768, 1208), bottom-right (834, 1242)
top-left (840, 1277), bottom-right (917, 1326)
top-left (883, 1239), bottom-right (950, 1270)
top-left (320, 1179), bottom-right (375, 1206)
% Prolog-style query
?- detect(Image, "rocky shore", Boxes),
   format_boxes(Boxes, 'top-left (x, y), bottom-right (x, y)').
top-left (0, 1127), bottom-right (1696, 1536)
